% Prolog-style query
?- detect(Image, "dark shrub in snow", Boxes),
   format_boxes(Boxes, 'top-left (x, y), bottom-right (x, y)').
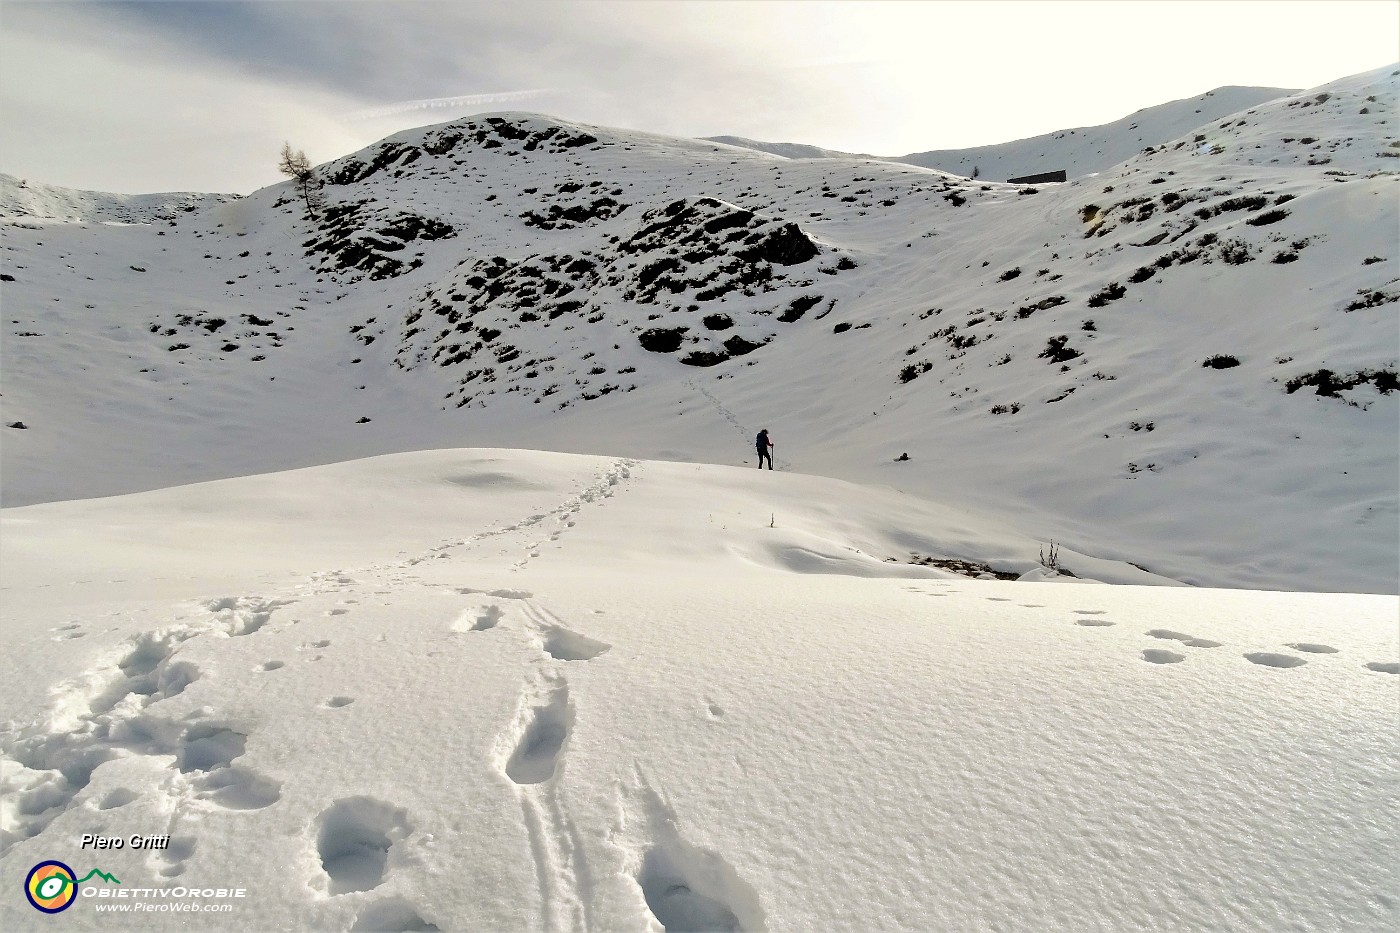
top-left (1087, 283), bottom-right (1126, 307)
top-left (1246, 209), bottom-right (1289, 227)
top-left (1039, 336), bottom-right (1082, 363)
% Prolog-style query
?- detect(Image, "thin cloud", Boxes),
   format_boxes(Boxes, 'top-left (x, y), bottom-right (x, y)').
top-left (345, 89), bottom-right (560, 123)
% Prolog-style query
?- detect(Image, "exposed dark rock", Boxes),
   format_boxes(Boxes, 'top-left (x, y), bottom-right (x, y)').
top-left (1014, 296), bottom-right (1067, 319)
top-left (907, 554), bottom-right (1020, 580)
top-left (681, 349), bottom-right (728, 367)
top-left (326, 143), bottom-right (423, 185)
top-left (778, 294), bottom-right (823, 323)
top-left (739, 223), bottom-right (819, 266)
top-left (1345, 289), bottom-right (1396, 312)
top-left (638, 327), bottom-right (688, 353)
top-left (303, 202), bottom-right (453, 280)
top-left (611, 198), bottom-right (829, 305)
top-left (722, 334), bottom-right (765, 356)
top-left (1285, 368), bottom-right (1397, 398)
top-left (520, 190), bottom-right (629, 230)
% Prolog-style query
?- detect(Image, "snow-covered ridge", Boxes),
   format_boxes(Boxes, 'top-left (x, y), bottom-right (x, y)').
top-left (0, 173), bottom-right (237, 225)
top-left (708, 84), bottom-right (1296, 180)
top-left (702, 135), bottom-right (875, 161)
top-left (1, 67), bottom-right (1396, 592)
top-left (896, 83), bottom-right (1295, 180)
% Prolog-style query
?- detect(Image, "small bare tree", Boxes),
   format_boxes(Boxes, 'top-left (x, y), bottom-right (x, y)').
top-left (277, 142), bottom-right (323, 221)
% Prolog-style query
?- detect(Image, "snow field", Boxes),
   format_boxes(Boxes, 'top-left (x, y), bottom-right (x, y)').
top-left (1, 449), bottom-right (1395, 931)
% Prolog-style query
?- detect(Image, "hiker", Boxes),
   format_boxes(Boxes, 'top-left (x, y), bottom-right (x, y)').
top-left (755, 428), bottom-right (774, 470)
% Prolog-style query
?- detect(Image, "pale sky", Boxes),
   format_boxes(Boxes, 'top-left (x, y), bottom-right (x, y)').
top-left (1, 0), bottom-right (1396, 194)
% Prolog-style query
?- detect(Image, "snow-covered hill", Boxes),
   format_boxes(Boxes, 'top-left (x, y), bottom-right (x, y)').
top-left (1, 449), bottom-right (1395, 931)
top-left (702, 136), bottom-right (874, 161)
top-left (706, 85), bottom-right (1295, 181)
top-left (895, 84), bottom-right (1297, 180)
top-left (1, 65), bottom-right (1397, 593)
top-left (0, 173), bottom-right (236, 226)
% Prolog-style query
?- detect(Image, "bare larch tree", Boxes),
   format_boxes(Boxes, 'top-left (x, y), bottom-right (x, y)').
top-left (277, 142), bottom-right (324, 221)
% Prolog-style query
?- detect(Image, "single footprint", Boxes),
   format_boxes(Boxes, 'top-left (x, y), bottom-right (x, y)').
top-left (1363, 661), bottom-right (1398, 674)
top-left (97, 788), bottom-right (140, 810)
top-left (632, 811), bottom-right (764, 933)
top-left (256, 660), bottom-right (285, 672)
top-left (1148, 629), bottom-right (1221, 648)
top-left (316, 797), bottom-right (411, 895)
top-left (503, 681), bottom-right (571, 785)
top-left (540, 626), bottom-right (610, 661)
top-left (1287, 643), bottom-right (1338, 654)
top-left (351, 897), bottom-right (441, 932)
top-left (169, 724), bottom-right (281, 810)
top-left (1245, 652), bottom-right (1306, 669)
top-left (1075, 610), bottom-right (1107, 616)
top-left (156, 836), bottom-right (197, 878)
top-left (1076, 619), bottom-right (1115, 627)
top-left (470, 607), bottom-right (502, 632)
top-left (178, 728), bottom-right (246, 773)
top-left (1142, 649), bottom-right (1185, 664)
top-left (325, 696), bottom-right (355, 709)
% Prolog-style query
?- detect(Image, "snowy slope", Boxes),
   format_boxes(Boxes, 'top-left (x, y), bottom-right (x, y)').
top-left (895, 84), bottom-right (1294, 180)
top-left (702, 136), bottom-right (872, 161)
top-left (1, 450), bottom-right (1396, 931)
top-left (0, 174), bottom-right (236, 226)
top-left (2, 66), bottom-right (1397, 593)
top-left (707, 85), bottom-right (1295, 181)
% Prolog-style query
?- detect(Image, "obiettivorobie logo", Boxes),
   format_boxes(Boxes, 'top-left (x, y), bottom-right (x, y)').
top-left (24, 861), bottom-right (121, 913)
top-left (24, 859), bottom-right (246, 915)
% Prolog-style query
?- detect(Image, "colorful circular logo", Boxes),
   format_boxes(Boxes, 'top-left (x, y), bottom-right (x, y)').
top-left (25, 861), bottom-right (77, 913)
